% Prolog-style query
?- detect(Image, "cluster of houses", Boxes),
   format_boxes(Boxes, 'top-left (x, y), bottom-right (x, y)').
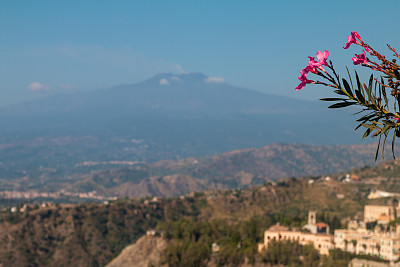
top-left (7, 202), bottom-right (54, 213)
top-left (0, 189), bottom-right (112, 201)
top-left (258, 203), bottom-right (400, 261)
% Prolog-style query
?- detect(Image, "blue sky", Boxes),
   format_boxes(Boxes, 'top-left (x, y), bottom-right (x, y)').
top-left (0, 0), bottom-right (399, 106)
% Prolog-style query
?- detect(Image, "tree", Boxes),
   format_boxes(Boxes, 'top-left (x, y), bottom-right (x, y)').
top-left (376, 244), bottom-right (381, 256)
top-left (351, 239), bottom-right (357, 253)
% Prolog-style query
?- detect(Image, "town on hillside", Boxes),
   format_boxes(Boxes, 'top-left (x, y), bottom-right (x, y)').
top-left (259, 203), bottom-right (400, 262)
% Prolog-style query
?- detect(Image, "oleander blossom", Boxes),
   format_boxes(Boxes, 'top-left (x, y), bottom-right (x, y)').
top-left (352, 50), bottom-right (368, 65)
top-left (307, 57), bottom-right (320, 73)
top-left (343, 31), bottom-right (362, 49)
top-left (295, 30), bottom-right (400, 159)
top-left (295, 66), bottom-right (314, 91)
top-left (316, 50), bottom-right (329, 66)
top-left (295, 50), bottom-right (329, 90)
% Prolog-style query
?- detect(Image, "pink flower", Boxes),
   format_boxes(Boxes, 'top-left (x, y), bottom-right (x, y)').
top-left (352, 50), bottom-right (368, 65)
top-left (295, 67), bottom-right (313, 91)
top-left (295, 50), bottom-right (328, 91)
top-left (391, 117), bottom-right (400, 123)
top-left (295, 81), bottom-right (309, 91)
top-left (316, 50), bottom-right (329, 66)
top-left (343, 31), bottom-right (362, 49)
top-left (307, 57), bottom-right (320, 73)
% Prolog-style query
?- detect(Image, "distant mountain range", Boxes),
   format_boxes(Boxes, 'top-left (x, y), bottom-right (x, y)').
top-left (63, 143), bottom-right (380, 198)
top-left (0, 73), bottom-right (376, 183)
top-left (1, 73), bottom-right (310, 116)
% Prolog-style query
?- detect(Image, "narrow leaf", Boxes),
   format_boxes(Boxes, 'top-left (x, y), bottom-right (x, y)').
top-left (334, 90), bottom-right (347, 96)
top-left (375, 135), bottom-right (382, 161)
top-left (355, 71), bottom-right (364, 97)
top-left (320, 98), bottom-right (348, 101)
top-left (362, 128), bottom-right (371, 139)
top-left (381, 124), bottom-right (391, 134)
top-left (328, 102), bottom-right (356, 109)
top-left (342, 79), bottom-right (353, 97)
top-left (381, 80), bottom-right (389, 108)
top-left (362, 123), bottom-right (381, 130)
top-left (364, 84), bottom-right (376, 106)
top-left (394, 69), bottom-right (400, 80)
top-left (346, 66), bottom-right (354, 90)
top-left (356, 113), bottom-right (376, 122)
top-left (355, 89), bottom-right (365, 104)
top-left (392, 130), bottom-right (396, 159)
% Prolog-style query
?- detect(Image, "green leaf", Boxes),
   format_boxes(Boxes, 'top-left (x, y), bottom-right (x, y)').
top-left (362, 128), bottom-right (371, 139)
top-left (355, 89), bottom-right (365, 104)
top-left (346, 66), bottom-right (354, 90)
top-left (356, 113), bottom-right (376, 122)
top-left (364, 84), bottom-right (376, 106)
top-left (368, 74), bottom-right (373, 91)
top-left (333, 90), bottom-right (347, 96)
top-left (362, 123), bottom-right (381, 130)
top-left (328, 102), bottom-right (356, 108)
top-left (394, 69), bottom-right (400, 80)
top-left (382, 120), bottom-right (396, 126)
top-left (320, 98), bottom-right (348, 101)
top-left (381, 124), bottom-right (391, 135)
top-left (355, 123), bottom-right (363, 131)
top-left (381, 80), bottom-right (389, 108)
top-left (342, 79), bottom-right (353, 97)
top-left (371, 121), bottom-right (383, 125)
top-left (375, 135), bottom-right (382, 161)
top-left (353, 108), bottom-right (370, 115)
top-left (392, 130), bottom-right (397, 159)
top-left (355, 71), bottom-right (363, 92)
top-left (382, 132), bottom-right (388, 160)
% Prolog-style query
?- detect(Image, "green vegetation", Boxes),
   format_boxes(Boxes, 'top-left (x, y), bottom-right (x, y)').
top-left (158, 217), bottom-right (272, 266)
top-left (157, 217), bottom-right (352, 267)
top-left (1, 158), bottom-right (400, 266)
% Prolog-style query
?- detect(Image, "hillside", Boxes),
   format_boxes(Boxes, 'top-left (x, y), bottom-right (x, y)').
top-left (106, 235), bottom-right (167, 267)
top-left (0, 162), bottom-right (391, 267)
top-left (64, 142), bottom-right (380, 198)
top-left (3, 152), bottom-right (400, 267)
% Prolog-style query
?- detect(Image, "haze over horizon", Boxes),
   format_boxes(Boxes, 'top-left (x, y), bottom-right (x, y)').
top-left (1, 1), bottom-right (399, 107)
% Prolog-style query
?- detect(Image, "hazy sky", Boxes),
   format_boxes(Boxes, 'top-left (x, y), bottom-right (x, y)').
top-left (0, 1), bottom-right (399, 106)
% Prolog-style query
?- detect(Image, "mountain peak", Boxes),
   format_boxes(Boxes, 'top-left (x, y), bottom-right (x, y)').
top-left (142, 72), bottom-right (222, 87)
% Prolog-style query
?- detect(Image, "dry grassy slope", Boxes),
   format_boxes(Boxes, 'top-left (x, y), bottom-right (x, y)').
top-left (348, 159), bottom-right (400, 190)
top-left (106, 235), bottom-right (168, 267)
top-left (107, 235), bottom-right (280, 267)
top-left (67, 143), bottom-right (379, 198)
top-left (203, 179), bottom-right (364, 222)
top-left (110, 175), bottom-right (222, 198)
top-left (153, 143), bottom-right (380, 180)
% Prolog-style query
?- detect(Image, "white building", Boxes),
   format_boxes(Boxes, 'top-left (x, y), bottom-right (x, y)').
top-left (258, 211), bottom-right (333, 255)
top-left (334, 227), bottom-right (400, 261)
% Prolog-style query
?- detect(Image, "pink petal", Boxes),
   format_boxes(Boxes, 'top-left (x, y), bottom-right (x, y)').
top-left (316, 50), bottom-right (329, 66)
top-left (324, 50), bottom-right (329, 59)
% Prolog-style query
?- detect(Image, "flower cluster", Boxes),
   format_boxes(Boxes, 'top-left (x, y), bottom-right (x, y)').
top-left (295, 31), bottom-right (400, 159)
top-left (295, 50), bottom-right (329, 90)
